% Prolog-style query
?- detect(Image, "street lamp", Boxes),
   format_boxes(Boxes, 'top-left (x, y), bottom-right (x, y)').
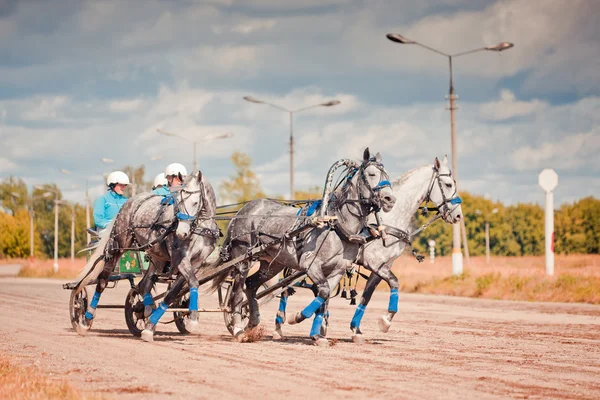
top-left (156, 129), bottom-right (234, 171)
top-left (386, 33), bottom-right (514, 275)
top-left (12, 191), bottom-right (52, 264)
top-left (34, 185), bottom-right (62, 273)
top-left (475, 208), bottom-right (499, 265)
top-left (243, 96), bottom-right (341, 199)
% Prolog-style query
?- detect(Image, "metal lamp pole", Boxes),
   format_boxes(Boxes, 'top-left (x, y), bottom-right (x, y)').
top-left (386, 33), bottom-right (513, 275)
top-left (156, 129), bottom-right (234, 171)
top-left (476, 208), bottom-right (499, 265)
top-left (243, 96), bottom-right (341, 199)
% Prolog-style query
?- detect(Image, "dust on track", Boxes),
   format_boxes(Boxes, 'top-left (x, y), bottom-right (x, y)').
top-left (1, 277), bottom-right (599, 400)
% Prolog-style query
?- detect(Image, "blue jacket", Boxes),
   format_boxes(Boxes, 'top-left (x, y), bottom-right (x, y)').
top-left (152, 186), bottom-right (170, 197)
top-left (93, 190), bottom-right (128, 229)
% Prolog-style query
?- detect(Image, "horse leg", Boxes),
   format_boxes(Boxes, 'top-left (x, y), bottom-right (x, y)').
top-left (177, 257), bottom-right (201, 335)
top-left (307, 275), bottom-right (342, 346)
top-left (372, 263), bottom-right (399, 333)
top-left (244, 262), bottom-right (284, 335)
top-left (141, 274), bottom-right (186, 342)
top-left (230, 261), bottom-right (251, 341)
top-left (272, 286), bottom-right (292, 340)
top-left (138, 260), bottom-right (165, 318)
top-left (350, 272), bottom-right (382, 343)
top-left (77, 255), bottom-right (120, 335)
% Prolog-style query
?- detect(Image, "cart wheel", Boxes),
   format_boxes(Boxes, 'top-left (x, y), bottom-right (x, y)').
top-left (221, 281), bottom-right (250, 335)
top-left (174, 293), bottom-right (190, 335)
top-left (69, 286), bottom-right (91, 330)
top-left (124, 287), bottom-right (146, 337)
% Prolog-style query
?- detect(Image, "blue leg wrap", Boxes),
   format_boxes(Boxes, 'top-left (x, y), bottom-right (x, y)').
top-left (388, 288), bottom-right (399, 313)
top-left (278, 296), bottom-right (288, 312)
top-left (189, 288), bottom-right (199, 312)
top-left (143, 293), bottom-right (154, 307)
top-left (310, 312), bottom-right (324, 337)
top-left (149, 302), bottom-right (168, 325)
top-left (351, 304), bottom-right (366, 329)
top-left (275, 316), bottom-right (283, 325)
top-left (301, 296), bottom-right (325, 319)
top-left (84, 311), bottom-right (94, 320)
top-left (90, 291), bottom-right (101, 309)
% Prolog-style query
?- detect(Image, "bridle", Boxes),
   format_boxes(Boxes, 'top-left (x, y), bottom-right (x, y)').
top-left (173, 182), bottom-right (205, 233)
top-left (341, 158), bottom-right (392, 212)
top-left (423, 167), bottom-right (462, 221)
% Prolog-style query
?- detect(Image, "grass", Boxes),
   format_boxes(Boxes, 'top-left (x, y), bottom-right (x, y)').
top-left (387, 254), bottom-right (600, 304)
top-left (0, 354), bottom-right (98, 400)
top-left (4, 254), bottom-right (600, 304)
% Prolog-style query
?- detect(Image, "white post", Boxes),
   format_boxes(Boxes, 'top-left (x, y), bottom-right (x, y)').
top-left (485, 221), bottom-right (490, 265)
top-left (545, 191), bottom-right (554, 275)
top-left (71, 206), bottom-right (75, 263)
top-left (538, 169), bottom-right (558, 276)
top-left (53, 197), bottom-right (59, 273)
top-left (428, 239), bottom-right (436, 264)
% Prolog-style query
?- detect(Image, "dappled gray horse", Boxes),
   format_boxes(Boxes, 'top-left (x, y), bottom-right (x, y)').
top-left (212, 148), bottom-right (396, 346)
top-left (72, 172), bottom-right (219, 341)
top-left (349, 155), bottom-right (464, 342)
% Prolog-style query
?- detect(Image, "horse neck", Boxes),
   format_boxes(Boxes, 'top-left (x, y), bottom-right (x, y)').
top-left (199, 179), bottom-right (217, 226)
top-left (333, 174), bottom-right (369, 234)
top-left (383, 165), bottom-right (433, 231)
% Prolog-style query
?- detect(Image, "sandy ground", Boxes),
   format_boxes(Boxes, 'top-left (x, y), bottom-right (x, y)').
top-left (1, 278), bottom-right (600, 399)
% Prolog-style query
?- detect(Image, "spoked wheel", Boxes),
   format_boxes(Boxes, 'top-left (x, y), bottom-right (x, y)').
top-left (69, 286), bottom-right (91, 330)
top-left (221, 281), bottom-right (250, 335)
top-left (173, 293), bottom-right (190, 335)
top-left (124, 287), bottom-right (146, 337)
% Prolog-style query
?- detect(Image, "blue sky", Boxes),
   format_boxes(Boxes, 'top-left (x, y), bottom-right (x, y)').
top-left (0, 0), bottom-right (598, 206)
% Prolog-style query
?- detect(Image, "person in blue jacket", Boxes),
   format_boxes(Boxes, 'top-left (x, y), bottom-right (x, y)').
top-left (151, 173), bottom-right (169, 196)
top-left (93, 170), bottom-right (130, 230)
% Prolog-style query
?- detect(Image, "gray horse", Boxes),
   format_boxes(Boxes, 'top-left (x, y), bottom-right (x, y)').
top-left (270, 156), bottom-right (464, 342)
top-left (72, 172), bottom-right (219, 342)
top-left (349, 155), bottom-right (463, 342)
top-left (212, 148), bottom-right (396, 346)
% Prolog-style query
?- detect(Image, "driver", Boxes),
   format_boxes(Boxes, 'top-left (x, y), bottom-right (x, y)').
top-left (93, 171), bottom-right (129, 230)
top-left (151, 173), bottom-right (169, 196)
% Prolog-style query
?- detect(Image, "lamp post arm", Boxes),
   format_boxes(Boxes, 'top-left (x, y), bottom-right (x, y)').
top-left (451, 47), bottom-right (488, 58)
top-left (414, 42), bottom-right (450, 57)
top-left (293, 104), bottom-right (329, 114)
top-left (263, 102), bottom-right (291, 113)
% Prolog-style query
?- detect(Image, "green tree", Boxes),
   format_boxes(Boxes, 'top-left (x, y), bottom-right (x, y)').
top-left (220, 152), bottom-right (265, 203)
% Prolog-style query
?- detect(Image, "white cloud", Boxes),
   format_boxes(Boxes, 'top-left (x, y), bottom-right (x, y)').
top-left (480, 90), bottom-right (546, 121)
top-left (0, 158), bottom-right (16, 173)
top-left (109, 99), bottom-right (146, 113)
top-left (19, 96), bottom-right (69, 121)
top-left (511, 129), bottom-right (600, 172)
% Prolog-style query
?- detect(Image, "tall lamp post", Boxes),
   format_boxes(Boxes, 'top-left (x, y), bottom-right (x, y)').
top-left (243, 96), bottom-right (341, 199)
top-left (61, 169), bottom-right (93, 244)
top-left (35, 185), bottom-right (61, 272)
top-left (156, 129), bottom-right (234, 172)
top-left (386, 33), bottom-right (514, 275)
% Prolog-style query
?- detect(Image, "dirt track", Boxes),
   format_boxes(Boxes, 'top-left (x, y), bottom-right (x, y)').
top-left (1, 278), bottom-right (600, 399)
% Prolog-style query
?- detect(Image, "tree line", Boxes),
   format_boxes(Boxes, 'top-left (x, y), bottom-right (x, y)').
top-left (1, 153), bottom-right (598, 259)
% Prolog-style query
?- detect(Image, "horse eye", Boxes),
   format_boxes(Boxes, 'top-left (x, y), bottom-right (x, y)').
top-left (369, 173), bottom-right (376, 177)
top-left (193, 201), bottom-right (199, 206)
top-left (445, 183), bottom-right (453, 188)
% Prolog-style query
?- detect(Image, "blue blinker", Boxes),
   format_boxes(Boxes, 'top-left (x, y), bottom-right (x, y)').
top-left (374, 180), bottom-right (391, 191)
top-left (176, 212), bottom-right (196, 221)
top-left (161, 195), bottom-right (175, 205)
top-left (449, 197), bottom-right (462, 205)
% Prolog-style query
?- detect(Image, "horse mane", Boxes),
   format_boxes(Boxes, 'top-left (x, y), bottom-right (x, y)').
top-left (391, 165), bottom-right (431, 187)
top-left (330, 169), bottom-right (358, 211)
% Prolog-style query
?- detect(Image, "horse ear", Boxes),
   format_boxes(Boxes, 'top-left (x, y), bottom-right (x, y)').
top-left (434, 157), bottom-right (441, 171)
top-left (197, 171), bottom-right (203, 184)
top-left (442, 155), bottom-right (449, 165)
top-left (363, 147), bottom-right (370, 162)
top-left (375, 152), bottom-right (382, 163)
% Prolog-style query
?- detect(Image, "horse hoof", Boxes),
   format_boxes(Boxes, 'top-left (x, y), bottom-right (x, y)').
top-left (352, 333), bottom-right (365, 344)
top-left (272, 329), bottom-right (284, 340)
top-left (233, 327), bottom-right (245, 342)
top-left (141, 329), bottom-right (154, 343)
top-left (287, 312), bottom-right (299, 325)
top-left (185, 320), bottom-right (201, 335)
top-left (314, 338), bottom-right (329, 347)
top-left (75, 322), bottom-right (90, 336)
top-left (378, 315), bottom-right (392, 333)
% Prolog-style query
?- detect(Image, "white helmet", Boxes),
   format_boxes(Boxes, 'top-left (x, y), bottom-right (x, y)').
top-left (106, 171), bottom-right (130, 186)
top-left (153, 173), bottom-right (168, 188)
top-left (165, 163), bottom-right (187, 178)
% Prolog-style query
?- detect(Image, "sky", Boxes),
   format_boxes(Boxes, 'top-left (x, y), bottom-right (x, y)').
top-left (0, 0), bottom-right (598, 206)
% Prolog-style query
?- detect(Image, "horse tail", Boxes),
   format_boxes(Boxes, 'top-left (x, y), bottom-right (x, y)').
top-left (73, 219), bottom-right (116, 287)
